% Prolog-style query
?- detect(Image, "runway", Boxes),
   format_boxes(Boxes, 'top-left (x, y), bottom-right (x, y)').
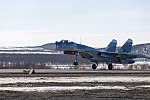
top-left (0, 69), bottom-right (150, 74)
top-left (0, 69), bottom-right (150, 100)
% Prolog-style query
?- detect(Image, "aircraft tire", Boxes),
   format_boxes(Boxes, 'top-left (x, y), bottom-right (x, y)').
top-left (108, 64), bottom-right (113, 70)
top-left (92, 64), bottom-right (97, 70)
top-left (73, 62), bottom-right (78, 66)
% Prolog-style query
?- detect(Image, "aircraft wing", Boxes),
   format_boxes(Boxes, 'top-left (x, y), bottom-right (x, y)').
top-left (63, 49), bottom-right (150, 60)
top-left (75, 50), bottom-right (150, 59)
top-left (63, 50), bottom-right (118, 59)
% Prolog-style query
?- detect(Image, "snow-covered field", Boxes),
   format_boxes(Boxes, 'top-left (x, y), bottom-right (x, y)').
top-left (0, 86), bottom-right (140, 92)
top-left (0, 76), bottom-right (150, 92)
top-left (0, 46), bottom-right (62, 54)
top-left (0, 76), bottom-right (150, 84)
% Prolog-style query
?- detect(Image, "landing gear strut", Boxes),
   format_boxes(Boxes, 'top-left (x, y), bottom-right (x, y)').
top-left (92, 63), bottom-right (98, 70)
top-left (73, 53), bottom-right (78, 66)
top-left (108, 63), bottom-right (113, 70)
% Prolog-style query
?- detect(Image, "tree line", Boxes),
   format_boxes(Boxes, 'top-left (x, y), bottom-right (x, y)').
top-left (0, 54), bottom-right (90, 69)
top-left (0, 54), bottom-right (149, 70)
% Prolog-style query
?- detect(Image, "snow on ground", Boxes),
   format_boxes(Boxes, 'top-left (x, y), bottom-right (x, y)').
top-left (134, 61), bottom-right (150, 65)
top-left (0, 86), bottom-right (130, 92)
top-left (0, 76), bottom-right (150, 84)
top-left (0, 46), bottom-right (63, 54)
top-left (0, 85), bottom-right (150, 92)
top-left (0, 51), bottom-right (59, 54)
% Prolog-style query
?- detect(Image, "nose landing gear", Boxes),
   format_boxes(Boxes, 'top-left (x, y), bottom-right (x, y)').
top-left (73, 61), bottom-right (78, 66)
top-left (73, 53), bottom-right (79, 66)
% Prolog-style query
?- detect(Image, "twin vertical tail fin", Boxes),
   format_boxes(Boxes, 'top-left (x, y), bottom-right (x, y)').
top-left (117, 39), bottom-right (133, 53)
top-left (105, 39), bottom-right (117, 52)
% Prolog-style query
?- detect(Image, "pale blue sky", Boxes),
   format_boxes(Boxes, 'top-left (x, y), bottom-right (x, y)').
top-left (0, 0), bottom-right (150, 47)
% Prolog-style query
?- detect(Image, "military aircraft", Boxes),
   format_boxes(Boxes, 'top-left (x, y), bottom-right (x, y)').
top-left (41, 39), bottom-right (150, 70)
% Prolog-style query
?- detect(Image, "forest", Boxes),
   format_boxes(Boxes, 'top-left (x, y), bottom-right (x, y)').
top-left (0, 54), bottom-right (90, 69)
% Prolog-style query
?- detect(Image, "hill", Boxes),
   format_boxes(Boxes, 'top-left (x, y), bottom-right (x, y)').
top-left (132, 43), bottom-right (150, 57)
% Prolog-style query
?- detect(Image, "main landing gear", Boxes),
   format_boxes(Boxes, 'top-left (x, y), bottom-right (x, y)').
top-left (108, 63), bottom-right (113, 70)
top-left (92, 63), bottom-right (113, 70)
top-left (92, 64), bottom-right (97, 70)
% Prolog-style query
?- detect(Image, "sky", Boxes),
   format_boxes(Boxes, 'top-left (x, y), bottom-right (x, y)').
top-left (0, 0), bottom-right (150, 47)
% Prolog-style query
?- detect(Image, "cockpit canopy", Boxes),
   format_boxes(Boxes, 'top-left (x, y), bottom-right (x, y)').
top-left (55, 40), bottom-right (75, 48)
top-left (55, 39), bottom-right (95, 51)
top-left (60, 40), bottom-right (70, 43)
top-left (56, 40), bottom-right (73, 45)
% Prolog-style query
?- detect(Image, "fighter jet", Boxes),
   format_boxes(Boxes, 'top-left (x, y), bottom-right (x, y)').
top-left (41, 39), bottom-right (150, 70)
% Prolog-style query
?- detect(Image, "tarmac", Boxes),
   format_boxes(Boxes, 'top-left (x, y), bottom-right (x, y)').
top-left (0, 69), bottom-right (150, 74)
top-left (0, 69), bottom-right (150, 100)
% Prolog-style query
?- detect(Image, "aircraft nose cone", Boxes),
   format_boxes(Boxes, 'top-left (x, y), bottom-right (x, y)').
top-left (41, 43), bottom-right (56, 50)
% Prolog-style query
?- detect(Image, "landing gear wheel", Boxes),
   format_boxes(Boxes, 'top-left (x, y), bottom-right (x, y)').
top-left (92, 64), bottom-right (97, 70)
top-left (73, 62), bottom-right (78, 66)
top-left (108, 64), bottom-right (113, 70)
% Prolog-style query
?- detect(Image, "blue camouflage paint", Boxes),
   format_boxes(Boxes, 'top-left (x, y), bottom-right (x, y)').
top-left (118, 39), bottom-right (133, 53)
top-left (55, 40), bottom-right (96, 51)
top-left (105, 39), bottom-right (117, 52)
top-left (45, 39), bottom-right (149, 65)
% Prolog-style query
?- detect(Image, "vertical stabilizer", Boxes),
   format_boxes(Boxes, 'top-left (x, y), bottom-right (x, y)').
top-left (118, 39), bottom-right (133, 53)
top-left (105, 39), bottom-right (117, 52)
